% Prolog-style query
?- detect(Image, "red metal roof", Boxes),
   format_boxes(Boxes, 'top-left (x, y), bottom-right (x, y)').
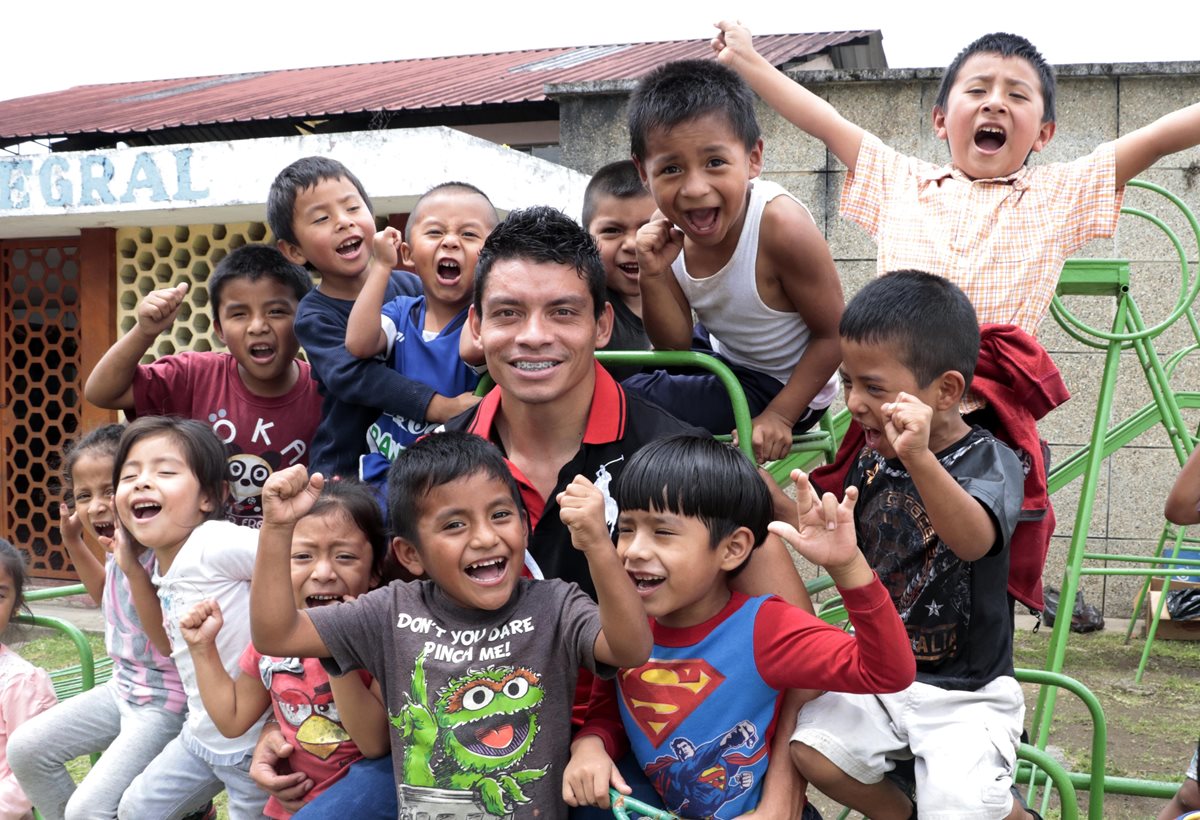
top-left (0, 32), bottom-right (874, 142)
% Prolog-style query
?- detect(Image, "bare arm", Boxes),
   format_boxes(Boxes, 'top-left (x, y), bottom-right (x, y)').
top-left (251, 467), bottom-right (331, 658)
top-left (1166, 446), bottom-right (1200, 525)
top-left (345, 230), bottom-right (399, 359)
top-left (59, 504), bottom-right (106, 604)
top-left (84, 282), bottom-right (189, 410)
top-left (635, 215), bottom-right (695, 350)
top-left (108, 529), bottom-right (172, 657)
top-left (714, 21), bottom-right (865, 173)
top-left (327, 675), bottom-right (390, 758)
top-left (180, 599), bottom-right (273, 737)
top-left (559, 477), bottom-right (652, 668)
top-left (1115, 101), bottom-right (1200, 187)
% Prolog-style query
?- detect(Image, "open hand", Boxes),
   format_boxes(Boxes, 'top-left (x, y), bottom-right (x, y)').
top-left (767, 469), bottom-right (860, 573)
top-left (250, 724), bottom-right (313, 813)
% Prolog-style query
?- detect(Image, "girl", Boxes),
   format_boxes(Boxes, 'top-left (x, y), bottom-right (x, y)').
top-left (0, 540), bottom-right (57, 820)
top-left (179, 479), bottom-right (390, 819)
top-left (112, 416), bottom-right (268, 820)
top-left (9, 424), bottom-right (186, 820)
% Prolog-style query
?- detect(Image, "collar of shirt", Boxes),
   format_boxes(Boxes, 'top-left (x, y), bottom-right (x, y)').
top-left (919, 162), bottom-right (1033, 191)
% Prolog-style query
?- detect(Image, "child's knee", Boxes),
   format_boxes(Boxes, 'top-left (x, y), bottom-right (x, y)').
top-left (6, 721), bottom-right (42, 774)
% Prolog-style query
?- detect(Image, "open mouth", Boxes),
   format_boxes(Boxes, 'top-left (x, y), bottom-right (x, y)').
top-left (974, 126), bottom-right (1007, 153)
top-left (248, 343), bottom-right (275, 363)
top-left (629, 572), bottom-right (666, 595)
top-left (93, 521), bottom-right (115, 539)
top-left (336, 237), bottom-right (363, 258)
top-left (860, 425), bottom-right (883, 451)
top-left (305, 594), bottom-right (345, 608)
top-left (617, 262), bottom-right (640, 279)
top-left (436, 259), bottom-right (462, 285)
top-left (465, 557), bottom-right (508, 584)
top-left (683, 208), bottom-right (719, 236)
top-left (132, 502), bottom-right (161, 521)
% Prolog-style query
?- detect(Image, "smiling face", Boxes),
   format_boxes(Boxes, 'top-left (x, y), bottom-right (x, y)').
top-left (115, 433), bottom-right (215, 568)
top-left (933, 52), bottom-right (1055, 180)
top-left (636, 113), bottom-right (762, 254)
top-left (402, 190), bottom-right (496, 321)
top-left (393, 472), bottom-right (528, 611)
top-left (587, 192), bottom-right (656, 304)
top-left (470, 257), bottom-right (612, 409)
top-left (279, 176), bottom-right (378, 296)
top-left (290, 508), bottom-right (375, 610)
top-left (70, 452), bottom-right (117, 542)
top-left (214, 276), bottom-right (301, 396)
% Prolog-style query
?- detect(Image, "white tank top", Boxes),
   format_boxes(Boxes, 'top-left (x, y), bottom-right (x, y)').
top-left (671, 179), bottom-right (839, 408)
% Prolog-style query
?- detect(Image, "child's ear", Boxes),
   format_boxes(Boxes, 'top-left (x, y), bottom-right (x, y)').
top-left (277, 239), bottom-right (307, 267)
top-left (932, 106), bottom-right (949, 141)
top-left (1031, 120), bottom-right (1056, 154)
top-left (391, 537), bottom-right (426, 578)
top-left (632, 155), bottom-right (649, 186)
top-left (718, 527), bottom-right (756, 573)
top-left (399, 240), bottom-right (415, 269)
top-left (747, 138), bottom-right (764, 179)
top-left (933, 370), bottom-right (968, 410)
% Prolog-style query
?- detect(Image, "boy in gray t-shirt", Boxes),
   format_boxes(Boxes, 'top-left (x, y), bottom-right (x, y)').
top-left (250, 432), bottom-right (651, 819)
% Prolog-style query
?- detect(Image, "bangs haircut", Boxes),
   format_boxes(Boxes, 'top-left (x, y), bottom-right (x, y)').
top-left (114, 416), bottom-right (228, 523)
top-left (615, 435), bottom-right (771, 570)
top-left (387, 432), bottom-right (524, 548)
top-left (267, 156), bottom-right (373, 247)
top-left (628, 59), bottom-right (760, 160)
top-left (0, 539), bottom-right (30, 624)
top-left (405, 181), bottom-right (498, 243)
top-left (582, 160), bottom-right (650, 228)
top-left (307, 478), bottom-right (388, 577)
top-left (936, 32), bottom-right (1056, 123)
top-left (473, 206), bottom-right (606, 319)
top-left (208, 244), bottom-right (313, 320)
top-left (840, 270), bottom-right (980, 388)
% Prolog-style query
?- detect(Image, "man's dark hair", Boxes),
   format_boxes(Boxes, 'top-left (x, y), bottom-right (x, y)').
top-left (387, 432), bottom-right (525, 549)
top-left (628, 59), bottom-right (760, 160)
top-left (208, 244), bottom-right (313, 323)
top-left (473, 206), bottom-right (605, 319)
top-left (266, 156), bottom-right (373, 247)
top-left (615, 435), bottom-right (770, 576)
top-left (936, 32), bottom-right (1056, 124)
top-left (840, 270), bottom-right (980, 388)
top-left (405, 181), bottom-right (498, 243)
top-left (582, 160), bottom-right (650, 229)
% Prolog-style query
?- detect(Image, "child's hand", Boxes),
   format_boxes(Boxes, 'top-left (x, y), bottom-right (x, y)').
top-left (369, 227), bottom-right (402, 273)
top-left (563, 736), bottom-right (629, 808)
top-left (737, 409), bottom-right (794, 464)
top-left (768, 470), bottom-right (860, 574)
top-left (882, 392), bottom-right (933, 463)
top-left (635, 213), bottom-right (685, 278)
top-left (426, 390), bottom-right (482, 423)
top-left (59, 502), bottom-right (83, 547)
top-left (103, 526), bottom-right (142, 576)
top-left (558, 476), bottom-right (612, 554)
top-left (711, 20), bottom-right (757, 70)
top-left (263, 466), bottom-right (324, 529)
top-left (179, 599), bottom-right (224, 647)
top-left (135, 282), bottom-right (189, 338)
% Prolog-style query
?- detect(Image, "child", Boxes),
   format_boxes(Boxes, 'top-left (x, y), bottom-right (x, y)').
top-left (713, 22), bottom-right (1200, 336)
top-left (180, 479), bottom-right (390, 819)
top-left (113, 417), bottom-right (270, 820)
top-left (582, 160), bottom-right (655, 378)
top-left (623, 59), bottom-right (845, 465)
top-left (788, 271), bottom-right (1029, 820)
top-left (562, 434), bottom-right (915, 818)
top-left (269, 157), bottom-right (480, 480)
top-left (0, 541), bottom-right (57, 820)
top-left (8, 425), bottom-right (186, 820)
top-left (84, 243), bottom-right (320, 527)
top-left (249, 431), bottom-right (652, 819)
top-left (345, 182), bottom-right (496, 485)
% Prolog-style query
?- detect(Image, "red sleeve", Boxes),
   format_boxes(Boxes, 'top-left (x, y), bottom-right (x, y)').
top-left (573, 673), bottom-right (629, 761)
top-left (131, 352), bottom-right (200, 417)
top-left (753, 578), bottom-right (916, 694)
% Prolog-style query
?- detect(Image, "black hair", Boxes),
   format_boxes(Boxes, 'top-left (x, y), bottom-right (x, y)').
top-left (306, 479), bottom-right (388, 578)
top-left (208, 244), bottom-right (313, 323)
top-left (0, 539), bottom-right (30, 628)
top-left (840, 270), bottom-right (980, 388)
top-left (405, 181), bottom-right (498, 243)
top-left (473, 206), bottom-right (606, 319)
top-left (582, 160), bottom-right (651, 229)
top-left (62, 424), bottom-right (124, 496)
top-left (615, 435), bottom-right (770, 575)
top-left (628, 59), bottom-right (761, 160)
top-left (267, 156), bottom-right (374, 247)
top-left (936, 32), bottom-right (1056, 124)
top-left (114, 417), bottom-right (228, 525)
top-left (387, 432), bottom-right (524, 548)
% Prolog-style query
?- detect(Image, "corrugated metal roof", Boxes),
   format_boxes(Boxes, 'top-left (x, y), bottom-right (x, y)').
top-left (0, 32), bottom-right (876, 143)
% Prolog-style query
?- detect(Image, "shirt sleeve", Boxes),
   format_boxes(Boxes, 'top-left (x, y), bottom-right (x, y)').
top-left (308, 586), bottom-right (392, 680)
top-left (1051, 141), bottom-right (1123, 256)
top-left (957, 438), bottom-right (1025, 557)
top-left (839, 132), bottom-right (893, 236)
top-left (753, 583), bottom-right (915, 694)
top-left (574, 674), bottom-right (630, 761)
top-left (555, 582), bottom-right (613, 680)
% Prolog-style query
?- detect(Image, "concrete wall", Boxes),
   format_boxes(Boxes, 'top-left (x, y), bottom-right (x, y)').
top-left (552, 63), bottom-right (1200, 616)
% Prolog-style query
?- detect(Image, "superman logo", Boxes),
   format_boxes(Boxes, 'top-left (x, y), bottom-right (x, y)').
top-left (619, 659), bottom-right (725, 745)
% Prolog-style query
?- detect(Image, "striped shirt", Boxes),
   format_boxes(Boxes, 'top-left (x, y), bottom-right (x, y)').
top-left (105, 553), bottom-right (186, 713)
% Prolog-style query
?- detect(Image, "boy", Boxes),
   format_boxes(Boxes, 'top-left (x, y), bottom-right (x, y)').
top-left (268, 157), bottom-right (479, 479)
top-left (563, 434), bottom-right (915, 818)
top-left (714, 23), bottom-right (1200, 336)
top-left (789, 271), bottom-right (1029, 820)
top-left (582, 160), bottom-right (655, 379)
top-left (345, 181), bottom-right (497, 485)
top-left (624, 59), bottom-right (845, 465)
top-left (84, 243), bottom-right (320, 527)
top-left (249, 431), bottom-right (652, 819)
